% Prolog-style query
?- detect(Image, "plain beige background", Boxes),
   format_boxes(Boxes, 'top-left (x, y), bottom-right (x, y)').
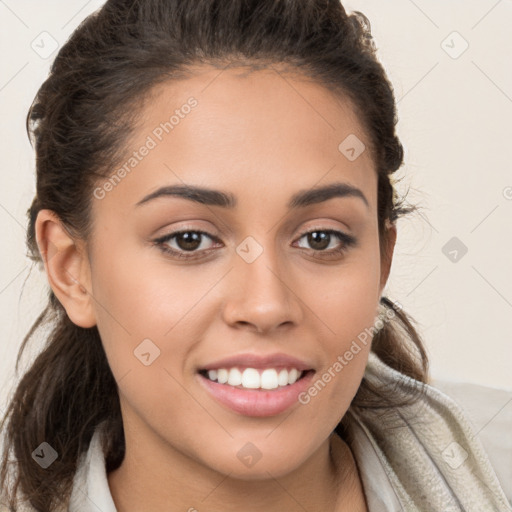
top-left (1, 0), bottom-right (511, 424)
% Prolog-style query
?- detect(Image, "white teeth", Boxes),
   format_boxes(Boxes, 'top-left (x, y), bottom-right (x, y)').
top-left (288, 368), bottom-right (299, 385)
top-left (204, 367), bottom-right (304, 389)
top-left (217, 368), bottom-right (228, 384)
top-left (227, 368), bottom-right (242, 386)
top-left (261, 369), bottom-right (278, 389)
top-left (242, 368), bottom-right (260, 389)
top-left (278, 369), bottom-right (288, 387)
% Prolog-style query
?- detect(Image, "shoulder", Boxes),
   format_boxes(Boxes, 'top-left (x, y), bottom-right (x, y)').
top-left (429, 378), bottom-right (512, 506)
top-left (346, 352), bottom-right (512, 511)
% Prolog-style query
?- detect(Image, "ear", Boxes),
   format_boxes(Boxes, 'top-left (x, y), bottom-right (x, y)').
top-left (379, 220), bottom-right (397, 296)
top-left (35, 209), bottom-right (96, 328)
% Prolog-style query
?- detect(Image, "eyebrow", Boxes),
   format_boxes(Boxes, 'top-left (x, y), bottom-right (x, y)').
top-left (135, 181), bottom-right (369, 210)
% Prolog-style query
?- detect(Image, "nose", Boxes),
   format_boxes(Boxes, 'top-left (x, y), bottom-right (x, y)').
top-left (221, 240), bottom-right (303, 335)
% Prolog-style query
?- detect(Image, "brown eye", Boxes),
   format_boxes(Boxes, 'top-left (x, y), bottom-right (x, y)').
top-left (174, 232), bottom-right (203, 251)
top-left (304, 231), bottom-right (331, 251)
top-left (154, 229), bottom-right (221, 259)
top-left (296, 229), bottom-right (357, 254)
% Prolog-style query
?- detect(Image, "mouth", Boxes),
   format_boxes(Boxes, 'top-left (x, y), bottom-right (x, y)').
top-left (196, 366), bottom-right (315, 417)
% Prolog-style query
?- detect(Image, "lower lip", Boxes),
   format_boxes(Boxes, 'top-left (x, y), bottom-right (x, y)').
top-left (197, 371), bottom-right (315, 417)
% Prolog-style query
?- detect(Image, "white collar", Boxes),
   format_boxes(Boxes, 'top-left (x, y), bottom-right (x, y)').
top-left (68, 423), bottom-right (117, 512)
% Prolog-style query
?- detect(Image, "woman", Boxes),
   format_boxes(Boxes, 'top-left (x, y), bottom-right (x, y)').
top-left (0, 0), bottom-right (510, 511)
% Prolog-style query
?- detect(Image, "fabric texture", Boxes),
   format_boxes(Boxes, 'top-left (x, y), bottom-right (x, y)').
top-left (2, 351), bottom-right (511, 511)
top-left (430, 377), bottom-right (512, 503)
top-left (344, 352), bottom-right (512, 511)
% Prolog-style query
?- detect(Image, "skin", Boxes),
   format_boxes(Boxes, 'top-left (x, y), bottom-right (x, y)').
top-left (36, 64), bottom-right (396, 511)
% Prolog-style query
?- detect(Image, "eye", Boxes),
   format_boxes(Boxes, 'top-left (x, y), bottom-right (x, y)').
top-left (294, 228), bottom-right (357, 258)
top-left (154, 229), bottom-right (221, 259)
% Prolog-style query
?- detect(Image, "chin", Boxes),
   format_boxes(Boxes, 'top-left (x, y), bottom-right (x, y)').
top-left (200, 444), bottom-right (311, 481)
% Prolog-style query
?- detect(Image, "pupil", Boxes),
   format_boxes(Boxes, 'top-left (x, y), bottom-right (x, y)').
top-left (177, 232), bottom-right (201, 251)
top-left (308, 231), bottom-right (330, 250)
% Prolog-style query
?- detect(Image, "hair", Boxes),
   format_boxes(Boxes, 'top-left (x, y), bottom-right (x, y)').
top-left (0, 0), bottom-right (429, 510)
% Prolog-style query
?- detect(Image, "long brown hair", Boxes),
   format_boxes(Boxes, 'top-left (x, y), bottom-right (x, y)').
top-left (0, 1), bottom-right (428, 510)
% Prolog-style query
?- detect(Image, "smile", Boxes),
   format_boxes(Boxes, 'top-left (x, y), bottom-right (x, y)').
top-left (197, 367), bottom-right (315, 417)
top-left (200, 367), bottom-right (304, 390)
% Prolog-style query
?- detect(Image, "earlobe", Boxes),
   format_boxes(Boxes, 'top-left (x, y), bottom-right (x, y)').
top-left (35, 209), bottom-right (96, 328)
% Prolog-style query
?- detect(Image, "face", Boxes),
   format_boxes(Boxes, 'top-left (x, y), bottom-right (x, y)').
top-left (59, 65), bottom-right (395, 479)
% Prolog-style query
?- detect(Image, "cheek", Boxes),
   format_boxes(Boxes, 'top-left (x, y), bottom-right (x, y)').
top-left (89, 236), bottom-right (229, 403)
top-left (90, 234), bottom-right (208, 340)
top-left (88, 237), bottom-right (186, 377)
top-left (89, 244), bottom-right (211, 436)
top-left (302, 253), bottom-right (380, 415)
top-left (311, 252), bottom-right (381, 336)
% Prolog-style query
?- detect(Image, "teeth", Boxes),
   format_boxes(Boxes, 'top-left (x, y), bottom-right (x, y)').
top-left (204, 367), bottom-right (304, 389)
top-left (227, 368), bottom-right (242, 386)
top-left (288, 368), bottom-right (299, 384)
top-left (242, 368), bottom-right (260, 389)
top-left (278, 369), bottom-right (288, 387)
top-left (261, 369), bottom-right (278, 389)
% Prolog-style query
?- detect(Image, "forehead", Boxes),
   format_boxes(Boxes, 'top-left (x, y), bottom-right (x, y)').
top-left (93, 64), bottom-right (376, 213)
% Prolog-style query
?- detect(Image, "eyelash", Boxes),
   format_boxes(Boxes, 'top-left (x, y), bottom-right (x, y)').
top-left (153, 227), bottom-right (357, 261)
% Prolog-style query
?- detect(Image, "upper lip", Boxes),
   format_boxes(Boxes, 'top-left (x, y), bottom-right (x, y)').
top-left (199, 352), bottom-right (315, 372)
